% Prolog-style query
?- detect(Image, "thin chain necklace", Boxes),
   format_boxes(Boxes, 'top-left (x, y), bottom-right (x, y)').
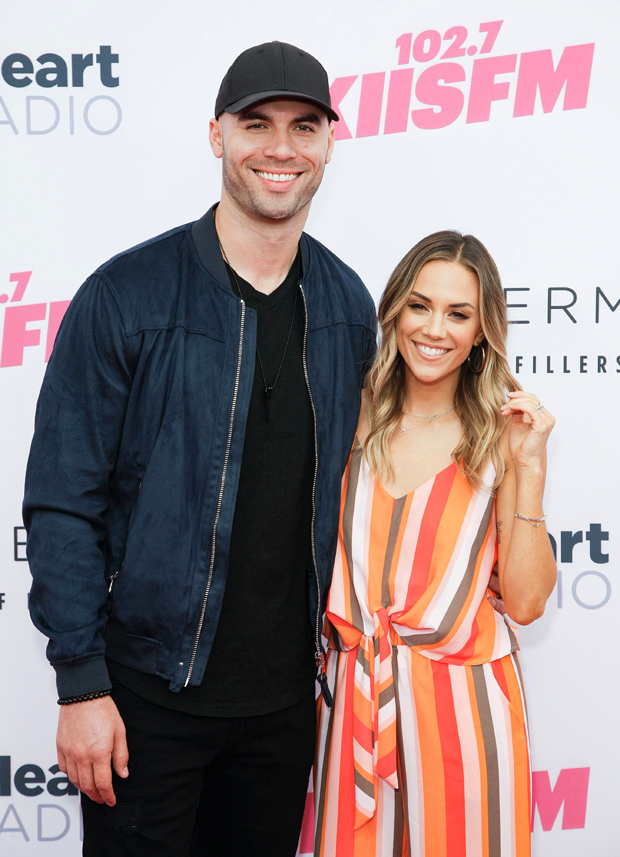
top-left (400, 405), bottom-right (454, 433)
top-left (217, 234), bottom-right (299, 423)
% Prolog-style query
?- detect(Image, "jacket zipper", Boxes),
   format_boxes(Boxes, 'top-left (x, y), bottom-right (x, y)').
top-left (108, 478), bottom-right (143, 593)
top-left (299, 284), bottom-right (333, 707)
top-left (184, 299), bottom-right (246, 687)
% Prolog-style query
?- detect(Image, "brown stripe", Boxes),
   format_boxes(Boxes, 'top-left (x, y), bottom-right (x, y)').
top-left (355, 768), bottom-right (376, 799)
top-left (392, 650), bottom-right (411, 850)
top-left (506, 621), bottom-right (519, 652)
top-left (511, 651), bottom-right (529, 725)
top-left (331, 627), bottom-right (344, 652)
top-left (400, 494), bottom-right (495, 647)
top-left (357, 643), bottom-right (371, 678)
top-left (392, 772), bottom-right (405, 857)
top-left (382, 496), bottom-right (406, 607)
top-left (472, 664), bottom-right (501, 857)
top-left (378, 682), bottom-right (395, 708)
top-left (342, 442), bottom-right (364, 631)
top-left (314, 654), bottom-right (340, 852)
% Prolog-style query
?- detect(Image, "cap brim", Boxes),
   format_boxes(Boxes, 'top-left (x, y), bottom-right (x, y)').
top-left (224, 90), bottom-right (339, 122)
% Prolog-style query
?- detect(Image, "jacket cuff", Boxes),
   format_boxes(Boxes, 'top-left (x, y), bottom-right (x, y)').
top-left (54, 657), bottom-right (112, 699)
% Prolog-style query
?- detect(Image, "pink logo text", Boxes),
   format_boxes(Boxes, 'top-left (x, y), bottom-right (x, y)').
top-left (0, 272), bottom-right (70, 367)
top-left (330, 22), bottom-right (595, 139)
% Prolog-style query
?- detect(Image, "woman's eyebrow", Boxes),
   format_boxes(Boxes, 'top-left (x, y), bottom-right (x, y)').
top-left (410, 291), bottom-right (474, 310)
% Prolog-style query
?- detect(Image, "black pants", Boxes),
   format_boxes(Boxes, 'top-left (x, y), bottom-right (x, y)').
top-left (81, 681), bottom-right (316, 857)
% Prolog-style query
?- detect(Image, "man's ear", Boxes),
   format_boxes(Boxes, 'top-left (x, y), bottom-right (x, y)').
top-left (209, 117), bottom-right (223, 159)
top-left (325, 122), bottom-right (336, 165)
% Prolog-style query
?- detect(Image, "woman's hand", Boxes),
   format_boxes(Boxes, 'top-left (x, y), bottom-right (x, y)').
top-left (501, 392), bottom-right (555, 471)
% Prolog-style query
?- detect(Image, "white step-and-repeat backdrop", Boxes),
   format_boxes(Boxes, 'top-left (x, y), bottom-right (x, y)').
top-left (0, 0), bottom-right (617, 854)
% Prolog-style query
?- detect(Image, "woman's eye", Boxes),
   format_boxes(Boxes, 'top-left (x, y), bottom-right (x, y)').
top-left (451, 312), bottom-right (468, 320)
top-left (407, 302), bottom-right (427, 311)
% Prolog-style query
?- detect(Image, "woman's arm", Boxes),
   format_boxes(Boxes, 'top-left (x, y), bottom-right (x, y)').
top-left (495, 392), bottom-right (557, 625)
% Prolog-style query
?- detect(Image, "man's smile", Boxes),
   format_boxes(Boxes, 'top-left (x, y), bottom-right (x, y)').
top-left (253, 169), bottom-right (301, 183)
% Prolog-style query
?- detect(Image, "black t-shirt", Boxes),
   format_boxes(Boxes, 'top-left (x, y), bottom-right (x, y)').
top-left (108, 251), bottom-right (317, 716)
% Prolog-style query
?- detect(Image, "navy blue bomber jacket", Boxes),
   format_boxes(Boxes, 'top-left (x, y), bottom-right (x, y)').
top-left (23, 207), bottom-right (377, 699)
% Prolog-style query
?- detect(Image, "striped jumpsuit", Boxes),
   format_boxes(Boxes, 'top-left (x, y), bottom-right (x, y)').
top-left (313, 441), bottom-right (531, 857)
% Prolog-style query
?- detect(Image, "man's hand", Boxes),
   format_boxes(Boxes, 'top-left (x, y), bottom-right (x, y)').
top-left (57, 694), bottom-right (128, 806)
top-left (487, 569), bottom-right (507, 615)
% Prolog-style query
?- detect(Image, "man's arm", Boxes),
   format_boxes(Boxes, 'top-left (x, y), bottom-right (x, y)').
top-left (361, 289), bottom-right (378, 381)
top-left (24, 272), bottom-right (138, 802)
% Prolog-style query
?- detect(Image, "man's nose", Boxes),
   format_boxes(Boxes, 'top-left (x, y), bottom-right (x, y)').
top-left (263, 129), bottom-right (297, 161)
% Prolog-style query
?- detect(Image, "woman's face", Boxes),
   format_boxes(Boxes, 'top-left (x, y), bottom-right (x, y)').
top-left (395, 260), bottom-right (484, 390)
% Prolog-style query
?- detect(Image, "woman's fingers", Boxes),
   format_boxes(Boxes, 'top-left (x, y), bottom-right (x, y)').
top-left (501, 392), bottom-right (555, 429)
top-left (502, 392), bottom-right (555, 468)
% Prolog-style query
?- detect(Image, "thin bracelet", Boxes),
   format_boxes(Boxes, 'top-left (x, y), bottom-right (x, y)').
top-left (57, 689), bottom-right (112, 706)
top-left (514, 511), bottom-right (547, 544)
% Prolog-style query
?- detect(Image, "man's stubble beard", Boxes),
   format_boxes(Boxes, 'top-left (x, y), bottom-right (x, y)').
top-left (221, 150), bottom-right (326, 223)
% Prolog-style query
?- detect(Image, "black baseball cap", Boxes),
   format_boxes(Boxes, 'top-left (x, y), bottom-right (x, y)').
top-left (215, 41), bottom-right (339, 122)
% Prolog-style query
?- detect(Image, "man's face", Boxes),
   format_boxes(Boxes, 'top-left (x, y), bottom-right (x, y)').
top-left (209, 99), bottom-right (335, 223)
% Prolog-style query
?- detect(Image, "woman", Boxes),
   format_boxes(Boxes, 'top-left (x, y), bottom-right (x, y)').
top-left (313, 231), bottom-right (556, 857)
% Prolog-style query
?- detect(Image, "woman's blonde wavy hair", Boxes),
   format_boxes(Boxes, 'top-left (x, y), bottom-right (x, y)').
top-left (364, 230), bottom-right (521, 491)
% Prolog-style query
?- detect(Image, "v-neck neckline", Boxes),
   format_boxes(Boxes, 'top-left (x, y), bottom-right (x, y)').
top-left (354, 436), bottom-right (456, 501)
top-left (372, 461), bottom-right (456, 502)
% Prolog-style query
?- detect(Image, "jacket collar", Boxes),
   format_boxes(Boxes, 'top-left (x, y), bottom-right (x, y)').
top-left (191, 203), bottom-right (311, 293)
top-left (191, 204), bottom-right (232, 293)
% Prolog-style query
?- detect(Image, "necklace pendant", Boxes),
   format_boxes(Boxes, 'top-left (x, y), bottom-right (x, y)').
top-left (264, 385), bottom-right (274, 423)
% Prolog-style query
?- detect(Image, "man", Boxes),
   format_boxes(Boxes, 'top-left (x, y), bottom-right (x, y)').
top-left (23, 41), bottom-right (377, 856)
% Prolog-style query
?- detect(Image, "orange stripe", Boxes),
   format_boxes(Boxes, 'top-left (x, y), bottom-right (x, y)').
top-left (432, 661), bottom-right (467, 857)
top-left (449, 616), bottom-right (480, 662)
top-left (438, 520), bottom-right (495, 656)
top-left (408, 469), bottom-right (473, 623)
top-left (367, 488), bottom-right (394, 612)
top-left (352, 713), bottom-right (373, 749)
top-left (490, 658), bottom-right (510, 700)
top-left (501, 657), bottom-right (531, 856)
top-left (403, 466), bottom-right (457, 613)
top-left (410, 653), bottom-right (448, 857)
top-left (352, 808), bottom-right (377, 857)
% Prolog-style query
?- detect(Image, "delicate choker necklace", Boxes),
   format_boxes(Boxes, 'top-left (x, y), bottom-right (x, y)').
top-left (400, 406), bottom-right (454, 433)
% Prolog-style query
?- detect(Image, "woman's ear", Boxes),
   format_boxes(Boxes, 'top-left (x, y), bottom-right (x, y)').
top-left (474, 331), bottom-right (485, 346)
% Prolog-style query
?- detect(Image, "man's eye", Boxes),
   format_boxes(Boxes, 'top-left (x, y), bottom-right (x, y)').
top-left (296, 124), bottom-right (315, 132)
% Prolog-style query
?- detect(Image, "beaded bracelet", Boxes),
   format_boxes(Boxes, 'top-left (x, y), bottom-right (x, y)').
top-left (57, 689), bottom-right (112, 706)
top-left (514, 511), bottom-right (547, 543)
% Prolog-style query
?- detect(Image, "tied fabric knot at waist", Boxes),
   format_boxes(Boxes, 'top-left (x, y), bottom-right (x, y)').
top-left (350, 608), bottom-right (399, 828)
